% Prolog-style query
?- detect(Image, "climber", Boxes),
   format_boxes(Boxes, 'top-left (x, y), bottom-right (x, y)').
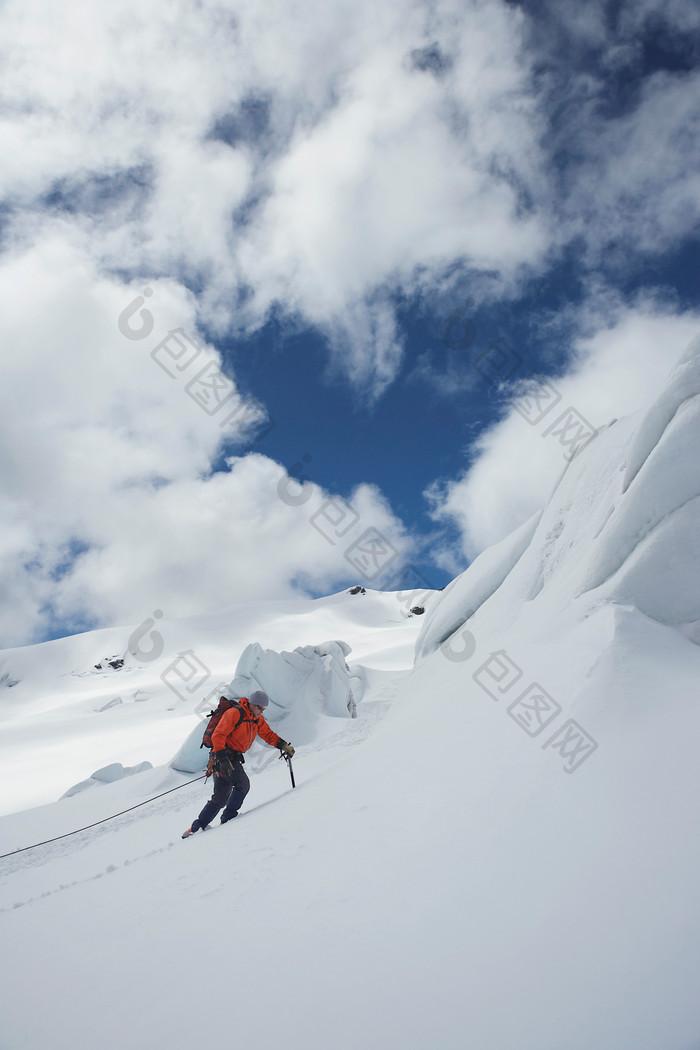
top-left (182, 690), bottom-right (295, 837)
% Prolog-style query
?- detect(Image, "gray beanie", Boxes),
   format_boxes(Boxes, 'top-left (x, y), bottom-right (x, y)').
top-left (249, 690), bottom-right (269, 709)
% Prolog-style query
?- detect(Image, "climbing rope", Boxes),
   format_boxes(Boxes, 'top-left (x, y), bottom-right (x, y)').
top-left (0, 774), bottom-right (206, 860)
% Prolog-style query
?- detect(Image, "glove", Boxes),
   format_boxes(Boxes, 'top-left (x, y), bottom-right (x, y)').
top-left (213, 750), bottom-right (238, 781)
top-left (205, 752), bottom-right (215, 777)
top-left (278, 741), bottom-right (295, 758)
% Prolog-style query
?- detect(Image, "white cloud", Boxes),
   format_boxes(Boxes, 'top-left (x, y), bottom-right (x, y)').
top-left (565, 71), bottom-right (700, 259)
top-left (429, 298), bottom-right (700, 559)
top-left (0, 0), bottom-right (552, 398)
top-left (0, 237), bottom-right (414, 644)
top-left (620, 0), bottom-right (700, 35)
top-left (1, 0), bottom-right (697, 379)
top-left (234, 2), bottom-right (549, 392)
top-left (503, 0), bottom-right (700, 267)
top-left (49, 457), bottom-right (413, 634)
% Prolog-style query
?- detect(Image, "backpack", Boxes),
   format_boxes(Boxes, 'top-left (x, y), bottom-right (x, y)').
top-left (201, 697), bottom-right (245, 749)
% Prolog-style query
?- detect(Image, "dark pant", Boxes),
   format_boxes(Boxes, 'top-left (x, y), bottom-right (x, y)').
top-left (191, 762), bottom-right (250, 831)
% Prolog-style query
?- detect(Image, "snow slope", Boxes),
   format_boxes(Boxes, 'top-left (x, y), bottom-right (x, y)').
top-left (0, 588), bottom-right (421, 814)
top-left (1, 341), bottom-right (700, 1050)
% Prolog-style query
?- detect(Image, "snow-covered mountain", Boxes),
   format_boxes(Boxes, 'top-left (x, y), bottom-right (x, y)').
top-left (1, 340), bottom-right (699, 1050)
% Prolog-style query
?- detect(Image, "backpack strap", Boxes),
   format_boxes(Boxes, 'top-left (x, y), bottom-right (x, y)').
top-left (228, 701), bottom-right (246, 732)
top-left (218, 701), bottom-right (250, 764)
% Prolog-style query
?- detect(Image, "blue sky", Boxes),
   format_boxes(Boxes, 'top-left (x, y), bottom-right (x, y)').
top-left (1, 0), bottom-right (700, 646)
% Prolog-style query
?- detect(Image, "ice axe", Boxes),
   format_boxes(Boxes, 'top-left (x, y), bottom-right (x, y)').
top-left (281, 751), bottom-right (296, 788)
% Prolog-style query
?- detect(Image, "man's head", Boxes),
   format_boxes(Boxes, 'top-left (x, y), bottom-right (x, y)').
top-left (248, 690), bottom-right (269, 716)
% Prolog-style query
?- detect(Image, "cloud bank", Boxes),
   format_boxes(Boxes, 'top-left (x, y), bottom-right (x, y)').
top-left (0, 237), bottom-right (413, 644)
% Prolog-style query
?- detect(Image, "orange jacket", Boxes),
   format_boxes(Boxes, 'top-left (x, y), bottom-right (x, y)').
top-left (211, 698), bottom-right (281, 754)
